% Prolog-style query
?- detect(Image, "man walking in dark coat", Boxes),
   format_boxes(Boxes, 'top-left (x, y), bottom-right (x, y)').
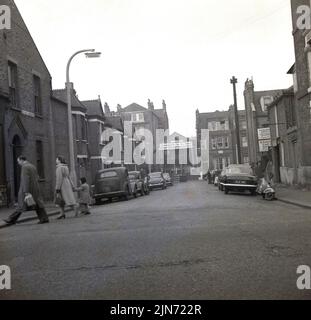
top-left (3, 156), bottom-right (49, 225)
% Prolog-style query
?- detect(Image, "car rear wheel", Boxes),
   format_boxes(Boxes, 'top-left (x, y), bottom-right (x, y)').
top-left (95, 198), bottom-right (102, 205)
top-left (123, 186), bottom-right (130, 201)
top-left (224, 187), bottom-right (229, 194)
top-left (133, 188), bottom-right (138, 198)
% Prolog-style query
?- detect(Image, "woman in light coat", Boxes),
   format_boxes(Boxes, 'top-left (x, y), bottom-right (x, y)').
top-left (55, 156), bottom-right (78, 219)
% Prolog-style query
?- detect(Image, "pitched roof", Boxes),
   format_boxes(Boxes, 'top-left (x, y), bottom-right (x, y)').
top-left (52, 89), bottom-right (87, 111)
top-left (105, 116), bottom-right (124, 132)
top-left (123, 103), bottom-right (147, 112)
top-left (82, 99), bottom-right (104, 118)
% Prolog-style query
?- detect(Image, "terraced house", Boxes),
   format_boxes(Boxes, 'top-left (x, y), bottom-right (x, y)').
top-left (0, 0), bottom-right (55, 205)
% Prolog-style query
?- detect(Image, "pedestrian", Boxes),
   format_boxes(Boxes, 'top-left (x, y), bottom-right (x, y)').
top-left (3, 156), bottom-right (49, 225)
top-left (55, 156), bottom-right (79, 219)
top-left (75, 177), bottom-right (91, 216)
top-left (207, 170), bottom-right (212, 184)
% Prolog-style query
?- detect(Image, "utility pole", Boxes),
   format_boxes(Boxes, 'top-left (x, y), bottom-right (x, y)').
top-left (230, 76), bottom-right (242, 164)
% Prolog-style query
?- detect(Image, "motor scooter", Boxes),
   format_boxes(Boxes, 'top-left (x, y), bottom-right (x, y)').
top-left (257, 178), bottom-right (276, 201)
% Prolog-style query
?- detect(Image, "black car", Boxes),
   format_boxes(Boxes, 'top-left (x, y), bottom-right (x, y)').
top-left (219, 165), bottom-right (257, 195)
top-left (93, 167), bottom-right (132, 203)
top-left (148, 172), bottom-right (167, 190)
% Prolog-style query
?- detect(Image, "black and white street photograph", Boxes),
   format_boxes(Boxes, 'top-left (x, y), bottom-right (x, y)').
top-left (0, 0), bottom-right (311, 312)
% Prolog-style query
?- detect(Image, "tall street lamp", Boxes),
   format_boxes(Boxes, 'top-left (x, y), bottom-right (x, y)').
top-left (66, 49), bottom-right (101, 185)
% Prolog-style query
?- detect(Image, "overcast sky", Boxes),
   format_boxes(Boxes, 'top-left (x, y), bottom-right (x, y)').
top-left (15, 0), bottom-right (294, 137)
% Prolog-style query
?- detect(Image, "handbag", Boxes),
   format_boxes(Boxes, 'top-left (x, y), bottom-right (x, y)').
top-left (54, 192), bottom-right (65, 207)
top-left (24, 194), bottom-right (36, 211)
top-left (24, 194), bottom-right (36, 207)
top-left (54, 174), bottom-right (65, 207)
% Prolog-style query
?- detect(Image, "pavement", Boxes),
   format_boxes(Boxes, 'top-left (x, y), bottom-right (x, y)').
top-left (276, 184), bottom-right (311, 210)
top-left (0, 202), bottom-right (66, 229)
top-left (1, 181), bottom-right (311, 300)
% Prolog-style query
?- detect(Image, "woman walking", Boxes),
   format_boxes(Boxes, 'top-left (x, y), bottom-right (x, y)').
top-left (55, 156), bottom-right (79, 219)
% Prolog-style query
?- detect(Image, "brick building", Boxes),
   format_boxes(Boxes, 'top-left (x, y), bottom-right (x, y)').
top-left (51, 88), bottom-right (92, 184)
top-left (267, 86), bottom-right (297, 184)
top-left (196, 108), bottom-right (249, 172)
top-left (288, 0), bottom-right (311, 185)
top-left (196, 110), bottom-right (232, 171)
top-left (0, 0), bottom-right (55, 205)
top-left (0, 90), bottom-right (9, 206)
top-left (112, 99), bottom-right (169, 172)
top-left (243, 79), bottom-right (284, 176)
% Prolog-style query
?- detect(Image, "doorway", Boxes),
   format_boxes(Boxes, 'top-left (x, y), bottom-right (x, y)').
top-left (12, 135), bottom-right (23, 198)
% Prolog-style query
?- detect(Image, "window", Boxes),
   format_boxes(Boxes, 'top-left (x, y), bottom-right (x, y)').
top-left (36, 141), bottom-right (45, 179)
top-left (241, 121), bottom-right (247, 130)
top-left (131, 113), bottom-right (144, 122)
top-left (8, 62), bottom-right (18, 108)
top-left (100, 171), bottom-right (117, 179)
top-left (211, 138), bottom-right (217, 150)
top-left (242, 136), bottom-right (248, 147)
top-left (260, 96), bottom-right (273, 112)
top-left (219, 120), bottom-right (227, 131)
top-left (224, 137), bottom-right (229, 148)
top-left (217, 137), bottom-right (223, 149)
top-left (217, 157), bottom-right (223, 170)
top-left (243, 156), bottom-right (249, 164)
top-left (208, 121), bottom-right (217, 131)
top-left (286, 99), bottom-right (297, 128)
top-left (81, 116), bottom-right (87, 140)
top-left (33, 75), bottom-right (42, 115)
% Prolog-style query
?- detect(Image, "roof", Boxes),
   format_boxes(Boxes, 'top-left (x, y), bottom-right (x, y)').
top-left (123, 103), bottom-right (147, 112)
top-left (287, 63), bottom-right (295, 74)
top-left (82, 99), bottom-right (104, 118)
top-left (52, 89), bottom-right (87, 111)
top-left (105, 116), bottom-right (124, 132)
top-left (267, 87), bottom-right (294, 109)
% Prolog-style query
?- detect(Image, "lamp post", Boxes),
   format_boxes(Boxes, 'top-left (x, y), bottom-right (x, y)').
top-left (66, 49), bottom-right (101, 185)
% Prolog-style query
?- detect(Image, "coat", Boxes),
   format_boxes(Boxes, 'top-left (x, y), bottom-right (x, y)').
top-left (76, 183), bottom-right (91, 205)
top-left (18, 161), bottom-right (44, 209)
top-left (55, 164), bottom-right (77, 206)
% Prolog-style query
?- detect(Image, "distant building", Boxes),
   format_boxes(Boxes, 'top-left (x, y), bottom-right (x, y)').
top-left (196, 108), bottom-right (248, 172)
top-left (113, 99), bottom-right (169, 172)
top-left (243, 79), bottom-right (284, 176)
top-left (159, 131), bottom-right (194, 178)
top-left (196, 110), bottom-right (232, 171)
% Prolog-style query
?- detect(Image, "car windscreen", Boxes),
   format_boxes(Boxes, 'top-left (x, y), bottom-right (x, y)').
top-left (129, 174), bottom-right (137, 180)
top-left (100, 171), bottom-right (118, 179)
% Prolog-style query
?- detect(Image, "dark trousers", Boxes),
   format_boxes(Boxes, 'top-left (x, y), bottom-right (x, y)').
top-left (7, 201), bottom-right (49, 223)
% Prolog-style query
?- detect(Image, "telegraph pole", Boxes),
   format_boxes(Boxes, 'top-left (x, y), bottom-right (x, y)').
top-left (230, 76), bottom-right (242, 164)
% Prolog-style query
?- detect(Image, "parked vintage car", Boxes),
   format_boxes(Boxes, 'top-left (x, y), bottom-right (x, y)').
top-left (163, 173), bottom-right (173, 186)
top-left (93, 167), bottom-right (132, 204)
top-left (148, 172), bottom-right (167, 190)
top-left (128, 171), bottom-right (149, 197)
top-left (218, 164), bottom-right (258, 195)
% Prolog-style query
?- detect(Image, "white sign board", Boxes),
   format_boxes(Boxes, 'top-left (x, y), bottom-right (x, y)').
top-left (257, 128), bottom-right (271, 140)
top-left (259, 139), bottom-right (271, 152)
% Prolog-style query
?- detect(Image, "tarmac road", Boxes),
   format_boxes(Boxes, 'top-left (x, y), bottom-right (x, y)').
top-left (1, 181), bottom-right (311, 300)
